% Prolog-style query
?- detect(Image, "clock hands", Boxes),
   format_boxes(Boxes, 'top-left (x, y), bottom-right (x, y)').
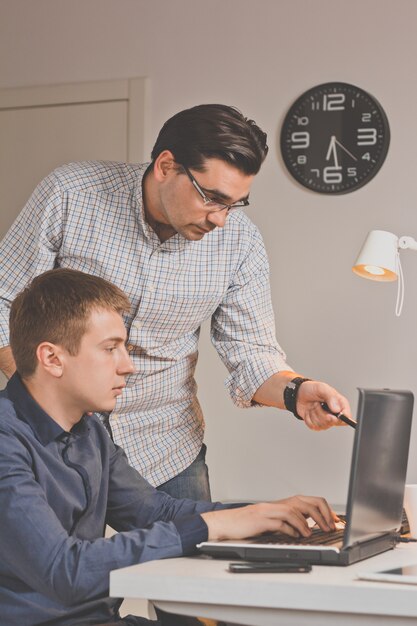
top-left (325, 136), bottom-right (339, 167)
top-left (326, 135), bottom-right (358, 165)
top-left (334, 137), bottom-right (358, 161)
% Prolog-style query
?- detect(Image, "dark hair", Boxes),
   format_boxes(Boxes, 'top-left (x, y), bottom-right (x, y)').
top-left (10, 268), bottom-right (131, 378)
top-left (151, 104), bottom-right (268, 175)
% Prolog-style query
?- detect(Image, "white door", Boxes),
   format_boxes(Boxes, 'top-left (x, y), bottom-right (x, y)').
top-left (0, 77), bottom-right (148, 387)
top-left (0, 77), bottom-right (148, 236)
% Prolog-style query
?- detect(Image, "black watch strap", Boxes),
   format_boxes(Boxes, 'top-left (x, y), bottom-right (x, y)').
top-left (283, 377), bottom-right (311, 420)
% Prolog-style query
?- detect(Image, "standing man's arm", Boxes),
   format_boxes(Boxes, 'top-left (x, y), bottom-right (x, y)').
top-left (0, 347), bottom-right (15, 379)
top-left (212, 220), bottom-right (351, 430)
top-left (0, 171), bottom-right (63, 377)
top-left (253, 371), bottom-right (351, 430)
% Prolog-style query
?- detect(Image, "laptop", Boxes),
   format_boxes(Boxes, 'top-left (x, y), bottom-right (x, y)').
top-left (198, 388), bottom-right (414, 566)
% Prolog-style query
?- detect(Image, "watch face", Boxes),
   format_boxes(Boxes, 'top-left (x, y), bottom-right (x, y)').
top-left (280, 82), bottom-right (390, 194)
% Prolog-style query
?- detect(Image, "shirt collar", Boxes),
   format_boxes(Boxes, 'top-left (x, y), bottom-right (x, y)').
top-left (134, 162), bottom-right (195, 253)
top-left (6, 373), bottom-right (88, 446)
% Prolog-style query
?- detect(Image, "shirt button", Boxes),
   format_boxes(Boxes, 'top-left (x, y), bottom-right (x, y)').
top-left (147, 284), bottom-right (156, 293)
top-left (133, 321), bottom-right (142, 330)
top-left (112, 413), bottom-right (119, 420)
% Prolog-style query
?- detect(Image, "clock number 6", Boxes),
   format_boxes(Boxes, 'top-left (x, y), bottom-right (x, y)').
top-left (323, 166), bottom-right (342, 184)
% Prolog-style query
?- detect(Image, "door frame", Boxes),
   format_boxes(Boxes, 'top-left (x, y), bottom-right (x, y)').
top-left (0, 77), bottom-right (150, 163)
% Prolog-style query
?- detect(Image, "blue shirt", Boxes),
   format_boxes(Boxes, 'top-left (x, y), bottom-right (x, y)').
top-left (0, 374), bottom-right (225, 626)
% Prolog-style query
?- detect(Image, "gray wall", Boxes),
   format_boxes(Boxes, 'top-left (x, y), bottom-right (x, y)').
top-left (1, 0), bottom-right (416, 503)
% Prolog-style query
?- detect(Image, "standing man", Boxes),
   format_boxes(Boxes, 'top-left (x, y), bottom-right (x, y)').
top-left (0, 104), bottom-right (351, 500)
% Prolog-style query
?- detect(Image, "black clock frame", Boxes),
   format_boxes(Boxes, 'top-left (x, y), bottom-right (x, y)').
top-left (280, 82), bottom-right (390, 194)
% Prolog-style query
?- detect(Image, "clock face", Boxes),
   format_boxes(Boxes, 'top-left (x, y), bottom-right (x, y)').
top-left (280, 82), bottom-right (390, 194)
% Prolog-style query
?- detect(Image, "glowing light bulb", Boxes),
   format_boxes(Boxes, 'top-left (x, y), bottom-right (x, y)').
top-left (364, 265), bottom-right (385, 276)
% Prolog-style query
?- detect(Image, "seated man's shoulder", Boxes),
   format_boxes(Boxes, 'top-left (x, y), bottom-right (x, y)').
top-left (0, 394), bottom-right (19, 427)
top-left (87, 414), bottom-right (115, 445)
top-left (0, 395), bottom-right (29, 434)
top-left (0, 396), bottom-right (33, 459)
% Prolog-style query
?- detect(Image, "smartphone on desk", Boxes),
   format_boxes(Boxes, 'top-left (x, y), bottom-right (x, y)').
top-left (228, 561), bottom-right (312, 574)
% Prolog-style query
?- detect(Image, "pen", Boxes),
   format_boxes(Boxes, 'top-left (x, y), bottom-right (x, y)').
top-left (321, 402), bottom-right (357, 429)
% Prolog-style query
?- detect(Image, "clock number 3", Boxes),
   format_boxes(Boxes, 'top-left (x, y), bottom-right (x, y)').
top-left (357, 128), bottom-right (377, 145)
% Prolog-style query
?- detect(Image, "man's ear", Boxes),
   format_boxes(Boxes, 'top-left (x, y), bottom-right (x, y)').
top-left (153, 150), bottom-right (178, 182)
top-left (36, 342), bottom-right (65, 378)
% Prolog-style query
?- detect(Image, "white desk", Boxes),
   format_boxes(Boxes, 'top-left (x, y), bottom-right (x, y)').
top-left (110, 544), bottom-right (417, 626)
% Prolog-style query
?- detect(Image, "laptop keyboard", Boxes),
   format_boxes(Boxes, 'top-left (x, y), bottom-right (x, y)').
top-left (253, 526), bottom-right (346, 546)
top-left (251, 510), bottom-right (410, 547)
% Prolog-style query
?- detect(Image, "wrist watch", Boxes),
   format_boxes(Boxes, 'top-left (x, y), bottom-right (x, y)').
top-left (283, 377), bottom-right (311, 420)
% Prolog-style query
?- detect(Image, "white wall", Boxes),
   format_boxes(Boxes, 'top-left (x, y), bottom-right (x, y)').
top-left (1, 0), bottom-right (417, 504)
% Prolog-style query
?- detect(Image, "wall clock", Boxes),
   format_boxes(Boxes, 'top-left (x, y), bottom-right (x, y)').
top-left (280, 82), bottom-right (390, 194)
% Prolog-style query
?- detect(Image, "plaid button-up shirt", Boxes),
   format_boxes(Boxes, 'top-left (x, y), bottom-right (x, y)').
top-left (0, 160), bottom-right (290, 485)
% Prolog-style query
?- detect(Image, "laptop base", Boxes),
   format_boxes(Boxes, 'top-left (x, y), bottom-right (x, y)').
top-left (198, 532), bottom-right (398, 566)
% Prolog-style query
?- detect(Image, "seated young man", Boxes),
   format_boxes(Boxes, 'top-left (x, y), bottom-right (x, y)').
top-left (0, 269), bottom-right (337, 626)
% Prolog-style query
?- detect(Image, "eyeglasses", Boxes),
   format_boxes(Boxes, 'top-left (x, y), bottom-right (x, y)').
top-left (182, 165), bottom-right (250, 213)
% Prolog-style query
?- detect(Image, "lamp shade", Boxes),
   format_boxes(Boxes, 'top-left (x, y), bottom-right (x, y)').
top-left (352, 230), bottom-right (398, 282)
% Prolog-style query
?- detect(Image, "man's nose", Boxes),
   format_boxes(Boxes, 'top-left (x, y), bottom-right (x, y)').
top-left (119, 348), bottom-right (135, 375)
top-left (207, 209), bottom-right (228, 228)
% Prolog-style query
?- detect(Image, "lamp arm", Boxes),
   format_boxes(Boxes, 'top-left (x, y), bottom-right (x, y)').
top-left (398, 236), bottom-right (417, 251)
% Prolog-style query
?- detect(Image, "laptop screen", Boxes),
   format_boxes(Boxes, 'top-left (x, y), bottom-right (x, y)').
top-left (344, 388), bottom-right (413, 547)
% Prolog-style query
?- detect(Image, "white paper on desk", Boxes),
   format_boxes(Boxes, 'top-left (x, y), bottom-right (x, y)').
top-left (358, 564), bottom-right (417, 585)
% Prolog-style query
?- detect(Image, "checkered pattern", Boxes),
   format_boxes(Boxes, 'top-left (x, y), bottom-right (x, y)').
top-left (0, 161), bottom-right (290, 485)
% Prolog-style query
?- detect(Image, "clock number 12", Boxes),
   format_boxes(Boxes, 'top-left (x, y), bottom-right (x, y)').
top-left (311, 93), bottom-right (345, 111)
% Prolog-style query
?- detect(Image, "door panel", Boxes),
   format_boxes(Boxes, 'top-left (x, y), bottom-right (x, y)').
top-left (0, 100), bottom-right (128, 234)
top-left (0, 78), bottom-right (147, 388)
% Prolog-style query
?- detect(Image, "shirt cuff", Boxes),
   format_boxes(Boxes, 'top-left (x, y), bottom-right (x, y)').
top-left (226, 355), bottom-right (293, 408)
top-left (172, 515), bottom-right (209, 555)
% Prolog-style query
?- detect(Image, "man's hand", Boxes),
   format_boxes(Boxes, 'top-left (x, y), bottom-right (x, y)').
top-left (296, 380), bottom-right (352, 431)
top-left (253, 371), bottom-right (352, 431)
top-left (201, 495), bottom-right (337, 541)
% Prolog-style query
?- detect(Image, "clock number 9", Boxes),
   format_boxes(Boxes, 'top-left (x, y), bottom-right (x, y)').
top-left (290, 132), bottom-right (309, 149)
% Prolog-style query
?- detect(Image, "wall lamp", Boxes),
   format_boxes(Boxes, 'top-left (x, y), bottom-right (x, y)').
top-left (352, 229), bottom-right (417, 316)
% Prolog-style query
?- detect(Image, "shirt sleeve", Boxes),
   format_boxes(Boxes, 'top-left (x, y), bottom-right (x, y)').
top-left (0, 172), bottom-right (64, 347)
top-left (105, 440), bottom-right (247, 553)
top-left (211, 223), bottom-right (293, 408)
top-left (0, 422), bottom-right (231, 606)
top-left (0, 431), bottom-right (222, 608)
top-left (105, 439), bottom-right (228, 550)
